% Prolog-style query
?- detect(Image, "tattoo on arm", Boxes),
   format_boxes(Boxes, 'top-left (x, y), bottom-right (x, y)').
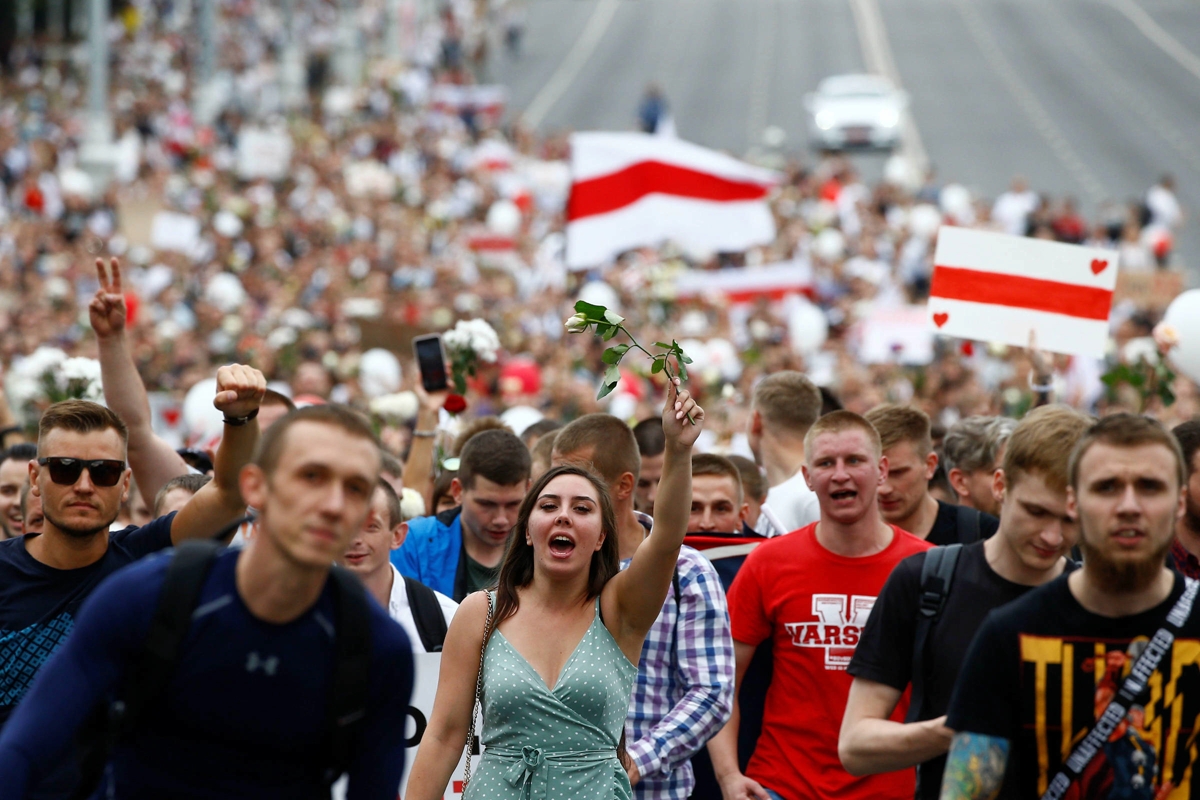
top-left (939, 732), bottom-right (1010, 800)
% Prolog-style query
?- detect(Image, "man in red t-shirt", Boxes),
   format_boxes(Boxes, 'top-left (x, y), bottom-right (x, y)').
top-left (708, 410), bottom-right (932, 800)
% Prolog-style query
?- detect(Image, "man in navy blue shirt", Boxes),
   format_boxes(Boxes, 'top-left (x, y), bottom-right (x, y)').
top-left (0, 364), bottom-right (267, 798)
top-left (0, 404), bottom-right (413, 799)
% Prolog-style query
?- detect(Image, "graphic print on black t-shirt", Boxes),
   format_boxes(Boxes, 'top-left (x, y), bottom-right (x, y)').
top-left (1018, 633), bottom-right (1198, 799)
top-left (948, 573), bottom-right (1200, 800)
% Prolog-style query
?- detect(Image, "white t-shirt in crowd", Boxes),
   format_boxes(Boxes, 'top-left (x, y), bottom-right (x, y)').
top-left (387, 564), bottom-right (459, 652)
top-left (756, 470), bottom-right (820, 537)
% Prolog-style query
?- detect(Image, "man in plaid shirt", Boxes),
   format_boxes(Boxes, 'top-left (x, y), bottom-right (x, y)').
top-left (554, 414), bottom-right (735, 800)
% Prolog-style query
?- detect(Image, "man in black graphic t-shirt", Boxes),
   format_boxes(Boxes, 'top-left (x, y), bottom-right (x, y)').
top-left (943, 414), bottom-right (1200, 800)
top-left (841, 406), bottom-right (1092, 799)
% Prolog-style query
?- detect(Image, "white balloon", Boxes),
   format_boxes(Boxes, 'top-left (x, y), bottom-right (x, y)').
top-left (939, 184), bottom-right (973, 223)
top-left (500, 405), bottom-right (544, 437)
top-left (908, 204), bottom-right (943, 240)
top-left (486, 200), bottom-right (522, 237)
top-left (182, 377), bottom-right (223, 442)
top-left (359, 348), bottom-right (402, 399)
top-left (577, 281), bottom-right (621, 314)
top-left (789, 301), bottom-right (829, 354)
top-left (705, 337), bottom-right (742, 382)
top-left (1164, 290), bottom-right (1200, 383)
top-left (812, 228), bottom-right (846, 262)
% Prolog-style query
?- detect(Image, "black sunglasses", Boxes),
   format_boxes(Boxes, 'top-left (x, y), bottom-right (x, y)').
top-left (37, 457), bottom-right (126, 487)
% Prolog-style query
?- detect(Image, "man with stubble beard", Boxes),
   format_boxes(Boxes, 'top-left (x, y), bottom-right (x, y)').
top-left (941, 415), bottom-right (1200, 800)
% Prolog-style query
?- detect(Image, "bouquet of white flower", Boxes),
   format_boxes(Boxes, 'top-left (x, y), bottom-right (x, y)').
top-left (6, 347), bottom-right (104, 424)
top-left (443, 318), bottom-right (501, 395)
top-left (369, 391), bottom-right (420, 423)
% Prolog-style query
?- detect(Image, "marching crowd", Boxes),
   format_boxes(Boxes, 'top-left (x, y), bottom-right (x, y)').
top-left (0, 297), bottom-right (1198, 800)
top-left (0, 2), bottom-right (1199, 800)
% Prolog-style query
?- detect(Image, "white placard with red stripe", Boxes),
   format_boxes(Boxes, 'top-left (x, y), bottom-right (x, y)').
top-left (674, 261), bottom-right (814, 303)
top-left (928, 226), bottom-right (1118, 358)
top-left (566, 132), bottom-right (781, 268)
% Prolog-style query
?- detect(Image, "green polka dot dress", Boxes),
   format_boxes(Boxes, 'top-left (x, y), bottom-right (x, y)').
top-left (463, 593), bottom-right (637, 800)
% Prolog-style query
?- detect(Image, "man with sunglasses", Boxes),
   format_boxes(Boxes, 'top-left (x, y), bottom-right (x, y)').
top-left (0, 364), bottom-right (264, 799)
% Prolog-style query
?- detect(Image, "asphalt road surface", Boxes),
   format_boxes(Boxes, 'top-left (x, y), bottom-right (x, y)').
top-left (490, 0), bottom-right (1200, 270)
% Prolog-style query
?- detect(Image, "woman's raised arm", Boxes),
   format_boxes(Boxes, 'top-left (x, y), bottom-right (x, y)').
top-left (604, 378), bottom-right (704, 648)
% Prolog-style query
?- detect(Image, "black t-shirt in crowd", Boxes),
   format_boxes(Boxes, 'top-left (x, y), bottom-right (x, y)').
top-left (947, 571), bottom-right (1200, 800)
top-left (925, 500), bottom-right (999, 547)
top-left (847, 541), bottom-right (1032, 800)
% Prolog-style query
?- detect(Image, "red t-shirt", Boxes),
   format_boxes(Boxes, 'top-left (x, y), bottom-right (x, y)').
top-left (727, 522), bottom-right (932, 800)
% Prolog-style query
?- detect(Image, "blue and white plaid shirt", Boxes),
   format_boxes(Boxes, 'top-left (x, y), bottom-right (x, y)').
top-left (621, 536), bottom-right (735, 800)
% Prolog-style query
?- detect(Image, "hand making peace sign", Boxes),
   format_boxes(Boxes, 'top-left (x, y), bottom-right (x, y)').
top-left (88, 257), bottom-right (126, 340)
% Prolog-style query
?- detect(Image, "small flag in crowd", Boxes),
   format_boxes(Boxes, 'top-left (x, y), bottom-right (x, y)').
top-left (928, 226), bottom-right (1119, 358)
top-left (674, 260), bottom-right (814, 303)
top-left (566, 132), bottom-right (781, 268)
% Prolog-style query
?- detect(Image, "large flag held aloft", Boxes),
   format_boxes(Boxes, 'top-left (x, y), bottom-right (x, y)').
top-left (928, 226), bottom-right (1118, 358)
top-left (566, 132), bottom-right (781, 268)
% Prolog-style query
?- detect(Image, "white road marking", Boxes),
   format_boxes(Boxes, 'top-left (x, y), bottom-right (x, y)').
top-left (951, 0), bottom-right (1109, 203)
top-left (521, 0), bottom-right (621, 129)
top-left (746, 0), bottom-right (778, 146)
top-left (1041, 0), bottom-right (1200, 179)
top-left (1101, 0), bottom-right (1200, 84)
top-left (846, 0), bottom-right (929, 174)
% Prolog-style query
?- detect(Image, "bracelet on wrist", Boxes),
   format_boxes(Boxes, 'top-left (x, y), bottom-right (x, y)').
top-left (412, 430), bottom-right (437, 438)
top-left (1028, 373), bottom-right (1054, 394)
top-left (223, 408), bottom-right (260, 427)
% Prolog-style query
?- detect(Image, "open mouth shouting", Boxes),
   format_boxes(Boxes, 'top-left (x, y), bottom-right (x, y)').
top-left (830, 489), bottom-right (858, 503)
top-left (548, 534), bottom-right (577, 558)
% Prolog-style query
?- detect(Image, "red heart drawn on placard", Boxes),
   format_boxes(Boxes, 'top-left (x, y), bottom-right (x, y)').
top-left (163, 408), bottom-right (181, 427)
top-left (1090, 258), bottom-right (1108, 275)
top-left (933, 312), bottom-right (949, 328)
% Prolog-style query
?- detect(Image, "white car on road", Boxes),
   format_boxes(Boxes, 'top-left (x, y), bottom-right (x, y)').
top-left (804, 74), bottom-right (908, 151)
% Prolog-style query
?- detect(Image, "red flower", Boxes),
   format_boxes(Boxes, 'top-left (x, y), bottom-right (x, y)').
top-left (443, 393), bottom-right (468, 414)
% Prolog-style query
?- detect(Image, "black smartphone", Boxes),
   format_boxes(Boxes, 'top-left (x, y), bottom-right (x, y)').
top-left (413, 334), bottom-right (449, 393)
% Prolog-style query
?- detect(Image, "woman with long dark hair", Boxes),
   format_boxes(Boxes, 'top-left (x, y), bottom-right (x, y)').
top-left (406, 380), bottom-right (703, 800)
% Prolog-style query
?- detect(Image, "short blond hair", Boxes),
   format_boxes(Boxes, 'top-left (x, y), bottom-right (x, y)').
top-left (1004, 405), bottom-right (1095, 494)
top-left (864, 404), bottom-right (932, 456)
top-left (804, 411), bottom-right (882, 462)
top-left (753, 372), bottom-right (822, 435)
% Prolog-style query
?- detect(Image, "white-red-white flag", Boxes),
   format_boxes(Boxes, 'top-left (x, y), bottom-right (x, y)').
top-left (929, 227), bottom-right (1118, 358)
top-left (566, 132), bottom-right (781, 268)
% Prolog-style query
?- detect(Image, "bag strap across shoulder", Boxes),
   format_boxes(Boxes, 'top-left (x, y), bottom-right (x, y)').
top-left (73, 540), bottom-right (222, 800)
top-left (405, 576), bottom-right (449, 653)
top-left (324, 565), bottom-right (373, 787)
top-left (1042, 578), bottom-right (1200, 800)
top-left (906, 543), bottom-right (963, 724)
top-left (463, 590), bottom-right (494, 789)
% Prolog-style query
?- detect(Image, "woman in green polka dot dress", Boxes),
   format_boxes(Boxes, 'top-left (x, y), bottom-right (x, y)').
top-left (407, 380), bottom-right (704, 800)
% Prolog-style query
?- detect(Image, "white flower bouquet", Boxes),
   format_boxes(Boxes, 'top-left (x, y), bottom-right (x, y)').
top-left (6, 347), bottom-right (104, 423)
top-left (443, 318), bottom-right (501, 395)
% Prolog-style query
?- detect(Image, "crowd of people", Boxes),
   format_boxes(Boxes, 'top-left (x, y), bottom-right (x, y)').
top-left (0, 1), bottom-right (1198, 799)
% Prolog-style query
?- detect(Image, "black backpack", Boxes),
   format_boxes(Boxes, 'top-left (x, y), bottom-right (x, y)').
top-left (404, 576), bottom-right (449, 652)
top-left (74, 539), bottom-right (372, 798)
top-left (905, 543), bottom-right (963, 724)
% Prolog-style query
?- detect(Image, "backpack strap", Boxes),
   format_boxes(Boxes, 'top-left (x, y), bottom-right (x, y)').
top-left (955, 505), bottom-right (983, 544)
top-left (404, 576), bottom-right (449, 652)
top-left (905, 544), bottom-right (963, 724)
top-left (73, 540), bottom-right (222, 800)
top-left (324, 565), bottom-right (373, 787)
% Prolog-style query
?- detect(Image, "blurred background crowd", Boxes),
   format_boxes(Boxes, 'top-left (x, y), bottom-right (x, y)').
top-left (0, 0), bottom-right (1193, 467)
